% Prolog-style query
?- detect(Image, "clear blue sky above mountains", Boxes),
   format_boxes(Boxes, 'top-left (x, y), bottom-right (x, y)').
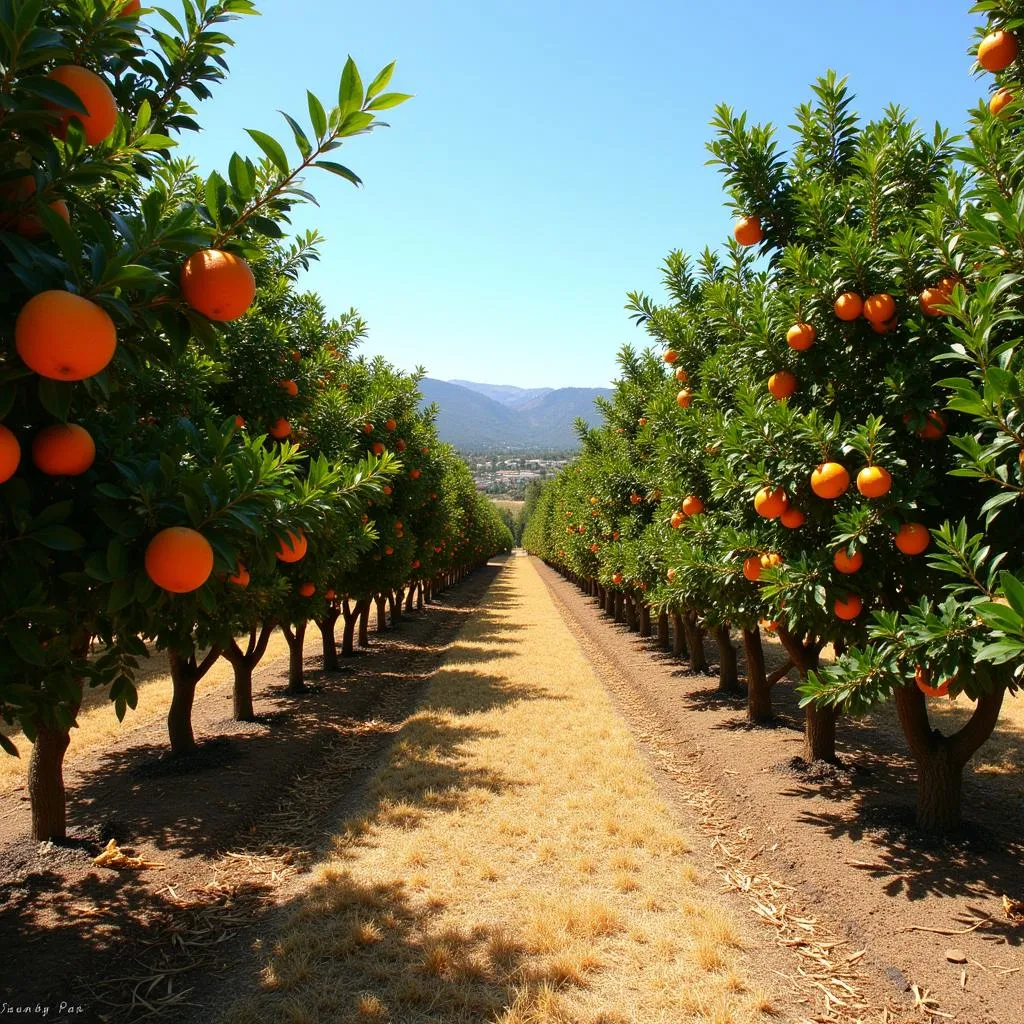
top-left (181, 1), bottom-right (985, 389)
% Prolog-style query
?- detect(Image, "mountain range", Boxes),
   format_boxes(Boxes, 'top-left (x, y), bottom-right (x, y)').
top-left (419, 379), bottom-right (611, 449)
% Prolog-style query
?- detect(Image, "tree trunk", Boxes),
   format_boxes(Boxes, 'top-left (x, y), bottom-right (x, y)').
top-left (715, 624), bottom-right (740, 693)
top-left (614, 591), bottom-right (624, 623)
top-left (894, 683), bottom-right (1005, 833)
top-left (639, 604), bottom-right (651, 637)
top-left (375, 594), bottom-right (388, 632)
top-left (358, 599), bottom-right (371, 645)
top-left (222, 622), bottom-right (274, 722)
top-left (29, 720), bottom-right (75, 842)
top-left (341, 600), bottom-right (358, 657)
top-left (390, 590), bottom-right (401, 622)
top-left (671, 610), bottom-right (686, 658)
top-left (777, 628), bottom-right (835, 763)
top-left (683, 612), bottom-right (708, 673)
top-left (167, 645), bottom-right (221, 755)
top-left (318, 608), bottom-right (340, 672)
top-left (624, 596), bottom-right (637, 631)
top-left (281, 621), bottom-right (308, 695)
top-left (416, 583), bottom-right (424, 610)
top-left (742, 627), bottom-right (772, 723)
top-left (657, 611), bottom-right (669, 651)
top-left (405, 586), bottom-right (416, 612)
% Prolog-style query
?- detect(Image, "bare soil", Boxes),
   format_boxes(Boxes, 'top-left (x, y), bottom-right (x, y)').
top-left (0, 572), bottom-right (498, 1024)
top-left (534, 560), bottom-right (1024, 1024)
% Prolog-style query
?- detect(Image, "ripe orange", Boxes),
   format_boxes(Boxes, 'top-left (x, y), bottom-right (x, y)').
top-left (768, 370), bottom-right (796, 400)
top-left (276, 529), bottom-right (308, 563)
top-left (991, 87), bottom-right (1015, 116)
top-left (630, 492), bottom-right (642, 504)
top-left (786, 322), bottom-right (816, 351)
top-left (833, 548), bottom-right (863, 574)
top-left (228, 563), bottom-right (250, 588)
top-left (754, 486), bottom-right (788, 518)
top-left (590, 496), bottom-right (598, 505)
top-left (638, 417), bottom-right (647, 426)
top-left (681, 495), bottom-right (704, 517)
top-left (31, 423), bottom-right (95, 476)
top-left (0, 176), bottom-right (71, 237)
top-left (15, 290), bottom-right (117, 380)
top-left (325, 588), bottom-right (337, 600)
top-left (279, 379), bottom-right (298, 397)
top-left (834, 594), bottom-right (862, 621)
top-left (894, 522), bottom-right (929, 555)
top-left (663, 349), bottom-right (679, 364)
top-left (0, 424), bottom-right (21, 483)
top-left (385, 418), bottom-right (397, 431)
top-left (371, 441), bottom-right (385, 456)
top-left (589, 543), bottom-right (599, 553)
top-left (383, 485), bottom-right (393, 496)
top-left (363, 422), bottom-right (374, 434)
top-left (180, 249), bottom-right (255, 322)
top-left (810, 462), bottom-right (850, 499)
top-left (298, 582), bottom-right (316, 597)
top-left (869, 316), bottom-right (898, 335)
top-left (743, 555), bottom-right (762, 581)
top-left (863, 293), bottom-right (895, 323)
top-left (856, 465), bottom-right (892, 498)
top-left (666, 567), bottom-right (677, 582)
top-left (145, 526), bottom-right (214, 593)
top-left (914, 665), bottom-right (951, 698)
top-left (269, 418), bottom-right (291, 439)
top-left (733, 215), bottom-right (762, 246)
top-left (612, 572), bottom-right (623, 585)
top-left (47, 65), bottom-right (118, 145)
top-left (760, 619), bottom-right (779, 633)
top-left (978, 29), bottom-right (1019, 72)
top-left (234, 415), bottom-right (246, 429)
top-left (396, 439), bottom-right (407, 451)
top-left (903, 409), bottom-right (946, 439)
top-left (409, 468), bottom-right (421, 479)
top-left (676, 388), bottom-right (693, 409)
top-left (834, 292), bottom-right (863, 321)
top-left (919, 287), bottom-right (949, 317)
top-left (291, 349), bottom-right (302, 362)
top-left (760, 552), bottom-right (782, 570)
top-left (670, 510), bottom-right (685, 529)
top-left (779, 506), bottom-right (805, 529)
top-left (117, 0), bottom-right (141, 12)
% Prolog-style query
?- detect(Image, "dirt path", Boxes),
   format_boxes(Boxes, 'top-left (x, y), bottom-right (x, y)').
top-left (210, 553), bottom-right (790, 1024)
top-left (533, 559), bottom-right (1023, 1024)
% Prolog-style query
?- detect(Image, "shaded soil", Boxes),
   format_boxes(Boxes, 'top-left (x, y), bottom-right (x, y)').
top-left (535, 562), bottom-right (1024, 1024)
top-left (0, 569), bottom-right (500, 1023)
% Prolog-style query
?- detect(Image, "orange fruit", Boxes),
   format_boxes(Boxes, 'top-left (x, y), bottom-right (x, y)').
top-left (978, 29), bottom-right (1019, 72)
top-left (382, 485), bottom-right (393, 496)
top-left (733, 215), bottom-right (762, 246)
top-left (325, 588), bottom-right (337, 600)
top-left (673, 368), bottom-right (688, 384)
top-left (228, 563), bottom-right (250, 588)
top-left (298, 581), bottom-right (316, 597)
top-left (810, 462), bottom-right (850, 499)
top-left (862, 293), bottom-right (895, 323)
top-left (145, 526), bottom-right (214, 593)
top-left (681, 495), bottom-right (704, 516)
top-left (676, 388), bottom-right (693, 409)
top-left (919, 287), bottom-right (949, 317)
top-left (894, 522), bottom-right (929, 555)
top-left (589, 543), bottom-right (599, 553)
top-left (779, 506), bottom-right (806, 529)
top-left (409, 469), bottom-right (421, 479)
top-left (31, 423), bottom-right (95, 476)
top-left (15, 290), bottom-right (117, 380)
top-left (856, 465), bottom-right (892, 498)
top-left (833, 548), bottom-right (863, 574)
top-left (743, 556), bottom-right (762, 581)
top-left (991, 87), bottom-right (1015, 116)
top-left (46, 65), bottom-right (118, 145)
top-left (768, 370), bottom-right (796, 400)
top-left (590, 497), bottom-right (598, 505)
top-left (276, 529), bottom-right (308, 563)
top-left (279, 379), bottom-right (298, 397)
top-left (663, 349), bottom-right (679, 364)
top-left (834, 594), bottom-right (862, 621)
top-left (0, 424), bottom-right (21, 483)
top-left (396, 439), bottom-right (406, 451)
top-left (914, 665), bottom-right (952, 698)
top-left (630, 492), bottom-right (641, 504)
top-left (233, 415), bottom-right (246, 429)
top-left (760, 552), bottom-right (782, 570)
top-left (670, 510), bottom-right (685, 529)
top-left (869, 316), bottom-right (898, 335)
top-left (638, 417), bottom-right (647, 426)
top-left (363, 422), bottom-right (374, 434)
top-left (180, 249), bottom-right (255, 322)
top-left (269, 418), bottom-right (291, 439)
top-left (754, 486), bottom-right (788, 518)
top-left (760, 619), bottom-right (779, 633)
top-left (0, 176), bottom-right (72, 237)
top-left (666, 567), bottom-right (677, 582)
top-left (371, 441), bottom-right (385, 456)
top-left (291, 349), bottom-right (302, 362)
top-left (786, 322), bottom-right (816, 351)
top-left (612, 572), bottom-right (623, 584)
top-left (903, 409), bottom-right (946, 440)
top-left (117, 0), bottom-right (141, 12)
top-left (385, 418), bottom-right (397, 431)
top-left (834, 292), bottom-right (863, 321)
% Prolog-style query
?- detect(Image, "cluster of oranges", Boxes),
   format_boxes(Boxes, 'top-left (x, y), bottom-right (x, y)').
top-left (977, 28), bottom-right (1018, 115)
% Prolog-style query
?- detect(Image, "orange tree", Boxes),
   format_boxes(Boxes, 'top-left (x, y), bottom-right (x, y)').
top-left (801, 5), bottom-right (1024, 832)
top-left (0, 0), bottom-right (409, 838)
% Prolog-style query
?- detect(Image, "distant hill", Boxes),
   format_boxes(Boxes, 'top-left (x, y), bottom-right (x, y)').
top-left (419, 379), bottom-right (611, 449)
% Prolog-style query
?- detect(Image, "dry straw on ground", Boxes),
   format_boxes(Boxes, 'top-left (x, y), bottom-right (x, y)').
top-left (221, 558), bottom-right (778, 1024)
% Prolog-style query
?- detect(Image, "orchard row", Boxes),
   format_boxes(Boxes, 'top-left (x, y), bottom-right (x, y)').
top-left (0, 1), bottom-right (512, 843)
top-left (524, 5), bottom-right (1024, 835)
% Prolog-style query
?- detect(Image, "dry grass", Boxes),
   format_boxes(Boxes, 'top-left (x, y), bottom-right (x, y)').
top-left (220, 558), bottom-right (776, 1024)
top-left (0, 632), bottom-right (293, 795)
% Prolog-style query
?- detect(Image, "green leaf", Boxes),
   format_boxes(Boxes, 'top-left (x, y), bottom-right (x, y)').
top-left (307, 90), bottom-right (327, 138)
top-left (246, 129), bottom-right (290, 176)
top-left (998, 572), bottom-right (1024, 618)
top-left (365, 61), bottom-right (395, 100)
top-left (338, 56), bottom-right (364, 117)
top-left (37, 378), bottom-right (73, 421)
top-left (17, 76), bottom-right (88, 113)
top-left (366, 92), bottom-right (412, 111)
top-left (7, 625), bottom-right (46, 667)
top-left (0, 733), bottom-right (20, 758)
top-left (314, 161), bottom-right (362, 187)
top-left (280, 111), bottom-right (312, 159)
top-left (227, 152), bottom-right (255, 200)
top-left (31, 525), bottom-right (86, 551)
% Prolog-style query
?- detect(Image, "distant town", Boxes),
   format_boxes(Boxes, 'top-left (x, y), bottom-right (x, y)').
top-left (460, 449), bottom-right (575, 500)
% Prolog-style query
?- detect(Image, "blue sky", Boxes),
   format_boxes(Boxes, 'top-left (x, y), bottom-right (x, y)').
top-left (179, 1), bottom-right (986, 389)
